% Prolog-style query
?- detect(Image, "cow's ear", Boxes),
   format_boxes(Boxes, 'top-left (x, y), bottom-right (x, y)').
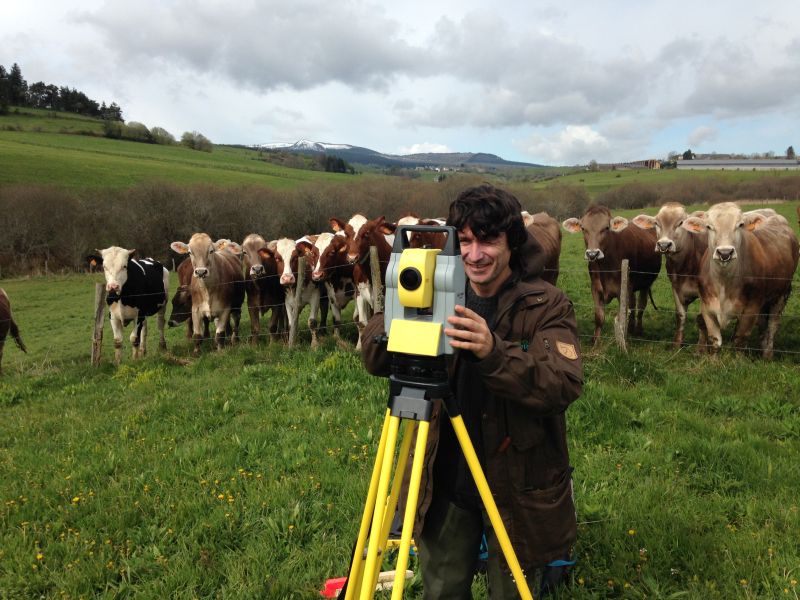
top-left (257, 247), bottom-right (273, 261)
top-left (171, 241), bottom-right (190, 254)
top-left (330, 217), bottom-right (346, 232)
top-left (610, 217), bottom-right (629, 232)
top-left (127, 248), bottom-right (137, 258)
top-left (744, 214), bottom-right (766, 232)
top-left (267, 240), bottom-right (278, 252)
top-left (521, 211), bottom-right (535, 227)
top-left (86, 254), bottom-right (103, 267)
top-left (380, 223), bottom-right (397, 235)
top-left (689, 210), bottom-right (707, 219)
top-left (681, 217), bottom-right (705, 233)
top-left (296, 240), bottom-right (314, 255)
top-left (631, 214), bottom-right (656, 230)
top-left (561, 218), bottom-right (581, 233)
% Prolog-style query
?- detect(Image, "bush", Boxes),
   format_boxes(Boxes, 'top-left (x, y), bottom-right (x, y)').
top-left (150, 126), bottom-right (176, 145)
top-left (181, 131), bottom-right (212, 152)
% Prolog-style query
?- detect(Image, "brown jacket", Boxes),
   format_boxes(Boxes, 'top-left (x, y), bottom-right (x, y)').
top-left (361, 231), bottom-right (583, 568)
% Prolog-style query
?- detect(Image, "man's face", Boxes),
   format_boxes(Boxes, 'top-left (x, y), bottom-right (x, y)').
top-left (458, 226), bottom-right (513, 296)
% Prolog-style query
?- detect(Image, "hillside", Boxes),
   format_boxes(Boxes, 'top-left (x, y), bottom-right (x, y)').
top-left (0, 109), bottom-right (352, 189)
top-left (260, 139), bottom-right (544, 170)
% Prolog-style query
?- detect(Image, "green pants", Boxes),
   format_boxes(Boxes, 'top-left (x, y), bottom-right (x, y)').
top-left (418, 496), bottom-right (570, 599)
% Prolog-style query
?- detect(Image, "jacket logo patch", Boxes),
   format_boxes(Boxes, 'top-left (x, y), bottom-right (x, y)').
top-left (556, 341), bottom-right (578, 360)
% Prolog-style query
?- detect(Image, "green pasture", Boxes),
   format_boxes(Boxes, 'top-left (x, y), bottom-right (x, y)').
top-left (539, 167), bottom-right (800, 198)
top-left (0, 108), bottom-right (106, 135)
top-left (0, 127), bottom-right (350, 190)
top-left (1, 201), bottom-right (799, 598)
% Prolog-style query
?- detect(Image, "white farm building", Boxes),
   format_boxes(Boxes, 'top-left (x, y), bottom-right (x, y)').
top-left (677, 159), bottom-right (800, 171)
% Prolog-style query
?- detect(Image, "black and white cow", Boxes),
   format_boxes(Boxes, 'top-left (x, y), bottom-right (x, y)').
top-left (94, 247), bottom-right (169, 364)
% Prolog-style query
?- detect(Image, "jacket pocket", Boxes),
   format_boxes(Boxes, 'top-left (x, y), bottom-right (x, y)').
top-left (510, 467), bottom-right (577, 566)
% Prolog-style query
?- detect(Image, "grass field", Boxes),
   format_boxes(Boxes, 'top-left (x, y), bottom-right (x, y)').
top-left (0, 109), bottom-right (353, 189)
top-left (1, 201), bottom-right (799, 598)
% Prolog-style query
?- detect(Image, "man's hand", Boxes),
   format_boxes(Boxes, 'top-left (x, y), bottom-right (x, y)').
top-left (444, 305), bottom-right (494, 359)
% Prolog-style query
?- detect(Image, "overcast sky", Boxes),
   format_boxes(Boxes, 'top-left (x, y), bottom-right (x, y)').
top-left (4, 1), bottom-right (800, 165)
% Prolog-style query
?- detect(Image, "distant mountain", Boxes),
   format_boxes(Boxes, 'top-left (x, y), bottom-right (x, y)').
top-left (256, 140), bottom-right (543, 169)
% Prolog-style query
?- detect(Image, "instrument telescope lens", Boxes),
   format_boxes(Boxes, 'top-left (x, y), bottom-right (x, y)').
top-left (399, 267), bottom-right (423, 291)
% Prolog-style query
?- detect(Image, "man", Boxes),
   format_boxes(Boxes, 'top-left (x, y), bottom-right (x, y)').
top-left (362, 184), bottom-right (583, 598)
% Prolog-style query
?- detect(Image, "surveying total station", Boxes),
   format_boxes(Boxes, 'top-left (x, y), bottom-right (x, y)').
top-left (340, 225), bottom-right (534, 600)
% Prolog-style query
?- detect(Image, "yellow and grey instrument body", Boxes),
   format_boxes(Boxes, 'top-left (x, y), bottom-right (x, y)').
top-left (385, 225), bottom-right (465, 356)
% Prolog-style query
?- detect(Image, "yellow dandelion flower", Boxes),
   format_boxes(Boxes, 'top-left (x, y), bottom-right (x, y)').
top-left (36, 552), bottom-right (43, 561)
top-left (740, 579), bottom-right (748, 587)
top-left (628, 529), bottom-right (636, 536)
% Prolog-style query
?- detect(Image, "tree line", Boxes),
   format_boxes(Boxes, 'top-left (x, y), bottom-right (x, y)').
top-left (1, 175), bottom-right (799, 276)
top-left (0, 62), bottom-right (123, 120)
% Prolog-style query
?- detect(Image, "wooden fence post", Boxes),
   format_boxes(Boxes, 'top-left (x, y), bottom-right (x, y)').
top-left (91, 283), bottom-right (106, 366)
top-left (614, 259), bottom-right (629, 353)
top-left (370, 246), bottom-right (384, 314)
top-left (288, 256), bottom-right (305, 348)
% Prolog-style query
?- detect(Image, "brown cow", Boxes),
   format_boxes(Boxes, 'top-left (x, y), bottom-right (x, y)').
top-left (682, 202), bottom-right (799, 358)
top-left (632, 203), bottom-right (708, 347)
top-left (242, 233), bottom-right (287, 344)
top-left (167, 257), bottom-right (211, 340)
top-left (562, 205), bottom-right (662, 345)
top-left (524, 212), bottom-right (562, 286)
top-left (169, 234), bottom-right (246, 353)
top-left (0, 288), bottom-right (27, 374)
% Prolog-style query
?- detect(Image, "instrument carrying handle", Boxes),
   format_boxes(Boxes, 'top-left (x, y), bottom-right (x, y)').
top-left (392, 225), bottom-right (459, 256)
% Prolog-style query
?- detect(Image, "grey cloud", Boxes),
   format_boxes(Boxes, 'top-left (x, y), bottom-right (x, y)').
top-left (79, 0), bottom-right (425, 91)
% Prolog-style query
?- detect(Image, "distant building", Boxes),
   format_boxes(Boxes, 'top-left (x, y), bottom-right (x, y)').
top-left (677, 158), bottom-right (800, 170)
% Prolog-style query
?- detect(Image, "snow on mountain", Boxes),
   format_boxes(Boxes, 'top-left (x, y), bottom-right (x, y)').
top-left (258, 140), bottom-right (353, 152)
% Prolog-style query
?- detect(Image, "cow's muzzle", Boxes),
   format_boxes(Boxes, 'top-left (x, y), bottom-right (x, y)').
top-left (656, 240), bottom-right (675, 254)
top-left (346, 253), bottom-right (359, 264)
top-left (713, 246), bottom-right (736, 263)
top-left (194, 268), bottom-right (208, 279)
top-left (584, 249), bottom-right (604, 262)
top-left (250, 264), bottom-right (264, 277)
top-left (280, 274), bottom-right (295, 286)
top-left (311, 270), bottom-right (324, 282)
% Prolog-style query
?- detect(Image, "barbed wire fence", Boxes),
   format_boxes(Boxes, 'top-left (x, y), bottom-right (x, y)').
top-left (87, 247), bottom-right (800, 365)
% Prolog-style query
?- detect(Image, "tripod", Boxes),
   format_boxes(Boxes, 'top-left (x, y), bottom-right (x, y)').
top-left (342, 354), bottom-right (534, 600)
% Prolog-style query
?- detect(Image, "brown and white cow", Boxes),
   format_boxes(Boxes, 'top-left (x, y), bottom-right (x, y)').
top-left (311, 232), bottom-right (355, 341)
top-left (262, 237), bottom-right (323, 348)
top-left (681, 202), bottom-right (799, 358)
top-left (396, 215), bottom-right (448, 249)
top-left (169, 234), bottom-right (246, 353)
top-left (524, 212), bottom-right (562, 286)
top-left (344, 215), bottom-right (396, 347)
top-left (632, 203), bottom-right (709, 346)
top-left (0, 288), bottom-right (27, 374)
top-left (242, 233), bottom-right (287, 344)
top-left (96, 247), bottom-right (169, 364)
top-left (562, 205), bottom-right (662, 344)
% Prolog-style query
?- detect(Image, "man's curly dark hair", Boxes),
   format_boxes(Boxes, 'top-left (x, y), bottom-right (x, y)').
top-left (447, 184), bottom-right (527, 265)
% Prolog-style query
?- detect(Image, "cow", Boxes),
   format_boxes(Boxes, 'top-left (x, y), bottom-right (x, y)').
top-left (631, 203), bottom-right (709, 347)
top-left (262, 237), bottom-right (323, 348)
top-left (0, 288), bottom-right (27, 374)
top-left (241, 233), bottom-right (287, 344)
top-left (169, 234), bottom-right (246, 354)
top-left (167, 258), bottom-right (210, 340)
top-left (94, 247), bottom-right (169, 364)
top-left (523, 212), bottom-right (562, 286)
top-left (681, 202), bottom-right (799, 358)
top-left (396, 215), bottom-right (448, 249)
top-left (562, 205), bottom-right (662, 345)
top-left (311, 232), bottom-right (356, 342)
top-left (344, 215), bottom-right (396, 348)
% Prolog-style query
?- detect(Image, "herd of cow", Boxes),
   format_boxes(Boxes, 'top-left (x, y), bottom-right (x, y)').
top-left (0, 202), bottom-right (798, 373)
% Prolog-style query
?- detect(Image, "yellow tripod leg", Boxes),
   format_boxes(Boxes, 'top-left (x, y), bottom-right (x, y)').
top-left (345, 409), bottom-right (392, 600)
top-left (360, 415), bottom-right (402, 600)
top-left (451, 414), bottom-right (535, 600)
top-left (362, 419), bottom-right (418, 598)
top-left (391, 419), bottom-right (429, 600)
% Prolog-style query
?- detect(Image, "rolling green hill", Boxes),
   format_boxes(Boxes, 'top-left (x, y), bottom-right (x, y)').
top-left (0, 109), bottom-right (355, 189)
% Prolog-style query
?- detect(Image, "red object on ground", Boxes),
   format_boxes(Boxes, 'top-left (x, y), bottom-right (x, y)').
top-left (320, 577), bottom-right (347, 598)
